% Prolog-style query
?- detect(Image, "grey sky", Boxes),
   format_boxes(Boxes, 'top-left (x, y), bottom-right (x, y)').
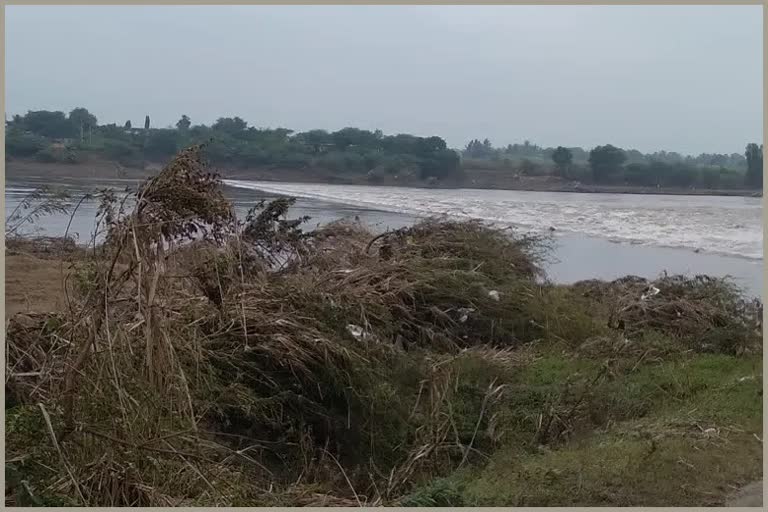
top-left (6, 4), bottom-right (763, 155)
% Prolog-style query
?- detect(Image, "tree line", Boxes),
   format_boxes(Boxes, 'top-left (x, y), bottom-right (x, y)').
top-left (465, 138), bottom-right (762, 189)
top-left (5, 107), bottom-right (762, 189)
top-left (463, 138), bottom-right (750, 170)
top-left (5, 108), bottom-right (462, 181)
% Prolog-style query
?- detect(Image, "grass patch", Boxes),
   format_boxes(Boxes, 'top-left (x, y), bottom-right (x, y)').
top-left (423, 353), bottom-right (763, 507)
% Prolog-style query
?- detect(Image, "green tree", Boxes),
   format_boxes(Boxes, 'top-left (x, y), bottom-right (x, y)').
top-left (332, 127), bottom-right (378, 150)
top-left (19, 110), bottom-right (74, 138)
top-left (68, 108), bottom-right (97, 130)
top-left (589, 144), bottom-right (627, 183)
top-left (420, 149), bottom-right (461, 179)
top-left (98, 123), bottom-right (130, 140)
top-left (213, 117), bottom-right (247, 135)
top-left (124, 120), bottom-right (132, 129)
top-left (415, 136), bottom-right (448, 157)
top-left (520, 158), bottom-right (539, 176)
top-left (296, 129), bottom-right (331, 153)
top-left (69, 107), bottom-right (98, 143)
top-left (551, 146), bottom-right (573, 176)
top-left (745, 143), bottom-right (763, 188)
top-left (463, 138), bottom-right (494, 159)
top-left (5, 129), bottom-right (47, 157)
top-left (176, 115), bottom-right (191, 131)
top-left (624, 163), bottom-right (656, 186)
top-left (145, 129), bottom-right (179, 160)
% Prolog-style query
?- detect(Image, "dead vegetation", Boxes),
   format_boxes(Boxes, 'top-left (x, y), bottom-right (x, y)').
top-left (5, 145), bottom-right (763, 506)
top-left (573, 274), bottom-right (762, 355)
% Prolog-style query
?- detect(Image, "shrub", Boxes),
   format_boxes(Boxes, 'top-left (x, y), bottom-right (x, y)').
top-left (6, 131), bottom-right (48, 157)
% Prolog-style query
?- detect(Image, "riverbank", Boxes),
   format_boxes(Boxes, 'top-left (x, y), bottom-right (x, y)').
top-left (5, 158), bottom-right (761, 197)
top-left (5, 149), bottom-right (762, 506)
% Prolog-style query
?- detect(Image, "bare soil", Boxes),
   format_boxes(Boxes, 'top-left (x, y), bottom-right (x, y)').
top-left (5, 253), bottom-right (71, 316)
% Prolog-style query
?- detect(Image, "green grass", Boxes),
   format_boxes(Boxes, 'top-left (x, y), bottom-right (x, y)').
top-left (403, 351), bottom-right (763, 507)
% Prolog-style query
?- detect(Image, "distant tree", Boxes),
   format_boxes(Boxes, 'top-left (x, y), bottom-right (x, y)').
top-left (332, 127), bottom-right (378, 150)
top-left (68, 108), bottom-right (97, 130)
top-left (551, 146), bottom-right (573, 176)
top-left (103, 139), bottom-right (142, 167)
top-left (589, 144), bottom-right (627, 183)
top-left (520, 158), bottom-right (539, 176)
top-left (415, 136), bottom-right (448, 158)
top-left (145, 129), bottom-right (179, 160)
top-left (144, 115), bottom-right (151, 130)
top-left (5, 129), bottom-right (47, 157)
top-left (124, 120), bottom-right (132, 129)
top-left (624, 149), bottom-right (646, 165)
top-left (745, 143), bottom-right (763, 188)
top-left (296, 129), bottom-right (331, 153)
top-left (213, 116), bottom-right (247, 135)
top-left (68, 107), bottom-right (97, 143)
top-left (699, 167), bottom-right (721, 189)
top-left (464, 139), bottom-right (481, 158)
top-left (464, 138), bottom-right (494, 159)
top-left (19, 110), bottom-right (74, 138)
top-left (176, 115), bottom-right (191, 131)
top-left (420, 149), bottom-right (461, 180)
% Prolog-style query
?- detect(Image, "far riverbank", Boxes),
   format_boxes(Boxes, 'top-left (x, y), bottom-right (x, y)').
top-left (5, 158), bottom-right (762, 198)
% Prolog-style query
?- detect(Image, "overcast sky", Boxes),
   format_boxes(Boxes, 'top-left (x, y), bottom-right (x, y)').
top-left (6, 4), bottom-right (763, 155)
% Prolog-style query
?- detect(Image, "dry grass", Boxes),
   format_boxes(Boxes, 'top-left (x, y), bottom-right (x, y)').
top-left (573, 274), bottom-right (762, 355)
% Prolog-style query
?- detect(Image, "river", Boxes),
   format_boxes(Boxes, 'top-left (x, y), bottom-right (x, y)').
top-left (5, 176), bottom-right (763, 298)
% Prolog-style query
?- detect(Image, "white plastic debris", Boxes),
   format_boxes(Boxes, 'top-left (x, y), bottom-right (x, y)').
top-left (457, 307), bottom-right (475, 323)
top-left (640, 285), bottom-right (660, 301)
top-left (346, 324), bottom-right (378, 343)
top-left (346, 324), bottom-right (365, 339)
top-left (488, 290), bottom-right (500, 301)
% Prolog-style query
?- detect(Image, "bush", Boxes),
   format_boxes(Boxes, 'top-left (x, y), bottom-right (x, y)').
top-left (34, 146), bottom-right (82, 164)
top-left (699, 167), bottom-right (721, 188)
top-left (420, 149), bottom-right (462, 180)
top-left (6, 131), bottom-right (48, 157)
top-left (103, 140), bottom-right (143, 168)
top-left (562, 163), bottom-right (591, 182)
top-left (275, 151), bottom-right (311, 168)
top-left (719, 169), bottom-right (746, 189)
top-left (144, 129), bottom-right (179, 160)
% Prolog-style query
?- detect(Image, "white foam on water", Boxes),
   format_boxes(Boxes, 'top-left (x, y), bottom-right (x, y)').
top-left (224, 180), bottom-right (763, 261)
